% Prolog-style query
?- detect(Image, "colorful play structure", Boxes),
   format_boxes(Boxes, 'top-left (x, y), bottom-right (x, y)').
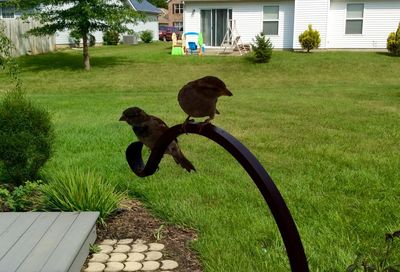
top-left (171, 32), bottom-right (205, 56)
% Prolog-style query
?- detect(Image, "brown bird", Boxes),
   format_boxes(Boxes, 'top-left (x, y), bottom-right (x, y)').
top-left (119, 107), bottom-right (195, 172)
top-left (178, 76), bottom-right (232, 125)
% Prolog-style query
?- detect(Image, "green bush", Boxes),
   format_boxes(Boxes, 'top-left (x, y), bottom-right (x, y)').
top-left (69, 29), bottom-right (81, 47)
top-left (251, 33), bottom-right (273, 63)
top-left (140, 30), bottom-right (153, 43)
top-left (0, 181), bottom-right (44, 211)
top-left (89, 34), bottom-right (96, 47)
top-left (0, 90), bottom-right (54, 185)
top-left (41, 170), bottom-right (125, 223)
top-left (299, 24), bottom-right (321, 52)
top-left (387, 23), bottom-right (400, 56)
top-left (103, 30), bottom-right (120, 45)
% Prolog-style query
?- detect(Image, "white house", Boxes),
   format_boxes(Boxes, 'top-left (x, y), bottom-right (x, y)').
top-left (182, 0), bottom-right (400, 49)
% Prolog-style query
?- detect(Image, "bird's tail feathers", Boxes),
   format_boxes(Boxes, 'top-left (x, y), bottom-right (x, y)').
top-left (172, 150), bottom-right (196, 172)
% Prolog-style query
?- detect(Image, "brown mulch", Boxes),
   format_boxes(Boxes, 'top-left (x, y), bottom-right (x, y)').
top-left (85, 199), bottom-right (202, 272)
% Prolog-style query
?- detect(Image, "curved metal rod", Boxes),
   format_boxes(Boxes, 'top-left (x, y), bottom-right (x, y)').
top-left (125, 122), bottom-right (309, 271)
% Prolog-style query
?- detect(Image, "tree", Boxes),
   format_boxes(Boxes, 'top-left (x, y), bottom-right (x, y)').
top-left (251, 33), bottom-right (273, 63)
top-left (147, 0), bottom-right (167, 9)
top-left (14, 0), bottom-right (143, 70)
top-left (298, 24), bottom-right (321, 53)
top-left (387, 22), bottom-right (400, 56)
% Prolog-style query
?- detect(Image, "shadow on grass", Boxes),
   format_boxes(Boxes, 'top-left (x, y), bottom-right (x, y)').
top-left (376, 52), bottom-right (399, 58)
top-left (19, 51), bottom-right (130, 72)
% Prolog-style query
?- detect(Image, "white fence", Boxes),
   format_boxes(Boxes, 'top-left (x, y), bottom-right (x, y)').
top-left (2, 19), bottom-right (55, 56)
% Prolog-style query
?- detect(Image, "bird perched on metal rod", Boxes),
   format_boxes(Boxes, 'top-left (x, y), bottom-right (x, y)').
top-left (119, 107), bottom-right (195, 172)
top-left (178, 76), bottom-right (232, 126)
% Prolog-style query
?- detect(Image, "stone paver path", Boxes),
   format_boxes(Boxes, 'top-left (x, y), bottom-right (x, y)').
top-left (84, 239), bottom-right (179, 272)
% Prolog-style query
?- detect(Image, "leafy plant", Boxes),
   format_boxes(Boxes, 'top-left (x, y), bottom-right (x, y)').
top-left (41, 169), bottom-right (125, 223)
top-left (89, 244), bottom-right (101, 254)
top-left (103, 30), bottom-right (120, 45)
top-left (251, 32), bottom-right (273, 63)
top-left (0, 181), bottom-right (44, 211)
top-left (0, 90), bottom-right (54, 185)
top-left (347, 231), bottom-right (400, 272)
top-left (69, 29), bottom-right (81, 47)
top-left (387, 23), bottom-right (400, 56)
top-left (140, 30), bottom-right (153, 43)
top-left (154, 224), bottom-right (165, 241)
top-left (299, 24), bottom-right (321, 52)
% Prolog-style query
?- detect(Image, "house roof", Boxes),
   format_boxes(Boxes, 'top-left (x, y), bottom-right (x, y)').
top-left (128, 0), bottom-right (160, 14)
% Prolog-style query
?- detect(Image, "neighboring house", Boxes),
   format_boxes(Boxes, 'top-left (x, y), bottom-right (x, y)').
top-left (158, 8), bottom-right (169, 26)
top-left (168, 0), bottom-right (184, 29)
top-left (56, 0), bottom-right (160, 46)
top-left (183, 0), bottom-right (400, 49)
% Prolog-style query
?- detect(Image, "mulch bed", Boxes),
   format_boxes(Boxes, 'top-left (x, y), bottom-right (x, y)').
top-left (88, 199), bottom-right (203, 272)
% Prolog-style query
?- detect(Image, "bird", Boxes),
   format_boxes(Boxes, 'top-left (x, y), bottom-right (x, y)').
top-left (119, 106), bottom-right (195, 172)
top-left (178, 76), bottom-right (232, 125)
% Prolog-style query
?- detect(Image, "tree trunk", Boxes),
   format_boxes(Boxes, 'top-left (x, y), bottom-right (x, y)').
top-left (82, 33), bottom-right (90, 70)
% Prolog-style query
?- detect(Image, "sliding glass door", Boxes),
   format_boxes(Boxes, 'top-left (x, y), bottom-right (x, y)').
top-left (201, 9), bottom-right (232, 46)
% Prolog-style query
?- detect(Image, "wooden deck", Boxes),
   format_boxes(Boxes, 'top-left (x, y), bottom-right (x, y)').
top-left (0, 212), bottom-right (99, 272)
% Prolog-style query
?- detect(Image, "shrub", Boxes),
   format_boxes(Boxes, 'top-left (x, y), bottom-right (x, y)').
top-left (103, 30), bottom-right (120, 45)
top-left (387, 23), bottom-right (400, 56)
top-left (6, 181), bottom-right (44, 211)
top-left (140, 30), bottom-right (153, 43)
top-left (251, 33), bottom-right (273, 63)
top-left (0, 90), bottom-right (54, 185)
top-left (89, 34), bottom-right (96, 47)
top-left (69, 29), bottom-right (81, 47)
top-left (41, 169), bottom-right (125, 223)
top-left (299, 24), bottom-right (321, 52)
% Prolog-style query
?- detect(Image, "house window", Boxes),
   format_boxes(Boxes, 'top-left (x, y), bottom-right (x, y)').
top-left (346, 4), bottom-right (364, 34)
top-left (173, 21), bottom-right (183, 31)
top-left (263, 6), bottom-right (279, 35)
top-left (1, 7), bottom-right (15, 18)
top-left (173, 4), bottom-right (183, 14)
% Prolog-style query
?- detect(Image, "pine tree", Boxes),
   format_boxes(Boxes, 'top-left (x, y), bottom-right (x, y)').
top-left (387, 23), bottom-right (400, 56)
top-left (251, 33), bottom-right (273, 63)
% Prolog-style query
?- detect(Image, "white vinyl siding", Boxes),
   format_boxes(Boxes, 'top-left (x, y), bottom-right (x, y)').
top-left (183, 1), bottom-right (294, 49)
top-left (327, 0), bottom-right (400, 49)
top-left (345, 4), bottom-right (364, 34)
top-left (293, 0), bottom-right (330, 49)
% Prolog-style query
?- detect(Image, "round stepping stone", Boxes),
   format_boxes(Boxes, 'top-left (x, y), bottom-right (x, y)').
top-left (161, 260), bottom-right (179, 270)
top-left (89, 253), bottom-right (110, 263)
top-left (113, 245), bottom-right (131, 253)
top-left (123, 261), bottom-right (142, 271)
top-left (99, 245), bottom-right (114, 254)
top-left (101, 239), bottom-right (118, 246)
top-left (127, 252), bottom-right (145, 262)
top-left (141, 261), bottom-right (160, 271)
top-left (148, 243), bottom-right (165, 251)
top-left (145, 251), bottom-right (163, 261)
top-left (104, 262), bottom-right (124, 272)
top-left (134, 239), bottom-right (146, 244)
top-left (108, 253), bottom-right (128, 262)
top-left (130, 244), bottom-right (148, 253)
top-left (84, 262), bottom-right (106, 272)
top-left (118, 238), bottom-right (133, 245)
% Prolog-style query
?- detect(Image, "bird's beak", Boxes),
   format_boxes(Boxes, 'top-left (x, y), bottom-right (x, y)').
top-left (119, 115), bottom-right (126, 121)
top-left (222, 88), bottom-right (233, 96)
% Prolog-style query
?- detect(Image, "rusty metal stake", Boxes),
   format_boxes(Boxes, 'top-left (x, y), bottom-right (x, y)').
top-left (125, 122), bottom-right (309, 271)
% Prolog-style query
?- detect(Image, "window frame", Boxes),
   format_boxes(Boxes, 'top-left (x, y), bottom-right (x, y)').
top-left (173, 3), bottom-right (183, 14)
top-left (173, 21), bottom-right (183, 31)
top-left (1, 6), bottom-right (16, 19)
top-left (262, 5), bottom-right (279, 36)
top-left (345, 3), bottom-right (364, 35)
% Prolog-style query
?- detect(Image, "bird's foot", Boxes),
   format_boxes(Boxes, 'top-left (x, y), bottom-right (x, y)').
top-left (198, 119), bottom-right (212, 133)
top-left (182, 117), bottom-right (195, 134)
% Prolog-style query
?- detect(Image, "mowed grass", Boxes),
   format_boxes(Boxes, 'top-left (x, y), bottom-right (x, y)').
top-left (1, 43), bottom-right (399, 271)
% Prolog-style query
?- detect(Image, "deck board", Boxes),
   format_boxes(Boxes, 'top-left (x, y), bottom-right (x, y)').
top-left (0, 212), bottom-right (99, 272)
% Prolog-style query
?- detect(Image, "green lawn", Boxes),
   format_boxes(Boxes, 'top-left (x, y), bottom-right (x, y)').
top-left (1, 43), bottom-right (400, 271)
